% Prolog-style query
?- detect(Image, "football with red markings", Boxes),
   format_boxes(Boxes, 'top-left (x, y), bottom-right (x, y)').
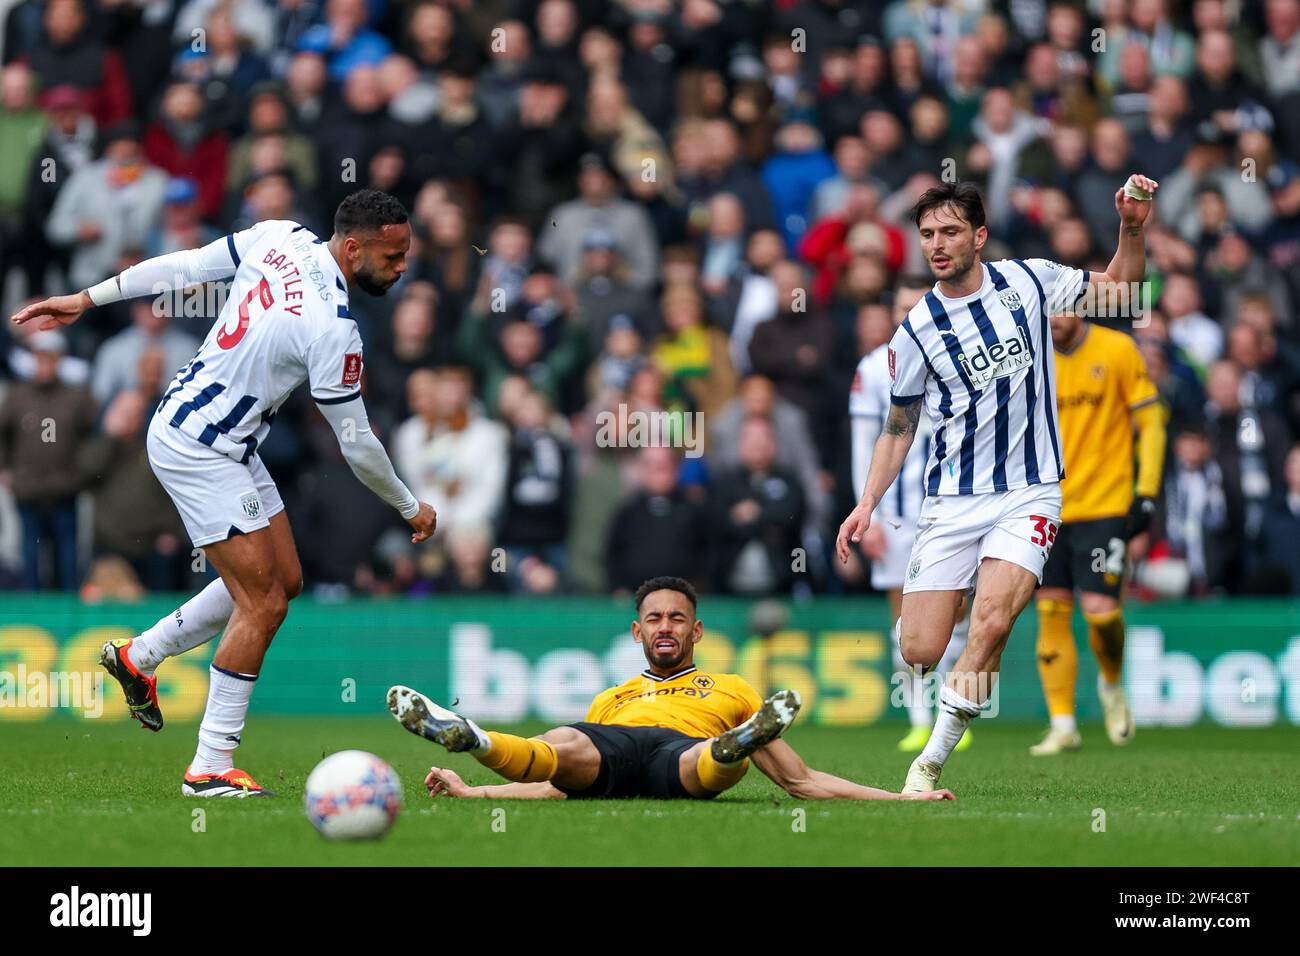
top-left (305, 751), bottom-right (403, 840)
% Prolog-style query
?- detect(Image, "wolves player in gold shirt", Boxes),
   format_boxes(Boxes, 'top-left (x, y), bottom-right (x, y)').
top-left (1031, 310), bottom-right (1165, 755)
top-left (388, 577), bottom-right (954, 801)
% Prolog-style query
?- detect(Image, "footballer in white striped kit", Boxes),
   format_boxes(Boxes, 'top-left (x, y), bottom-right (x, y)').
top-left (837, 176), bottom-right (1157, 792)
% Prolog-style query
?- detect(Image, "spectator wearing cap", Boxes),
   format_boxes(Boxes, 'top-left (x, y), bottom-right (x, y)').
top-left (142, 81), bottom-right (229, 222)
top-left (0, 329), bottom-right (98, 591)
top-left (539, 150), bottom-right (659, 290)
top-left (574, 227), bottom-right (654, 353)
top-left (21, 0), bottom-right (131, 128)
top-left (45, 121), bottom-right (166, 292)
top-left (760, 112), bottom-right (837, 251)
top-left (0, 63), bottom-right (46, 307)
top-left (225, 83), bottom-right (320, 198)
top-left (91, 295), bottom-right (201, 411)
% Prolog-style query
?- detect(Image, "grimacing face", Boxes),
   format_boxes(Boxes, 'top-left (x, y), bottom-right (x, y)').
top-left (917, 204), bottom-right (985, 285)
top-left (631, 589), bottom-right (703, 673)
top-left (350, 222), bottom-right (411, 295)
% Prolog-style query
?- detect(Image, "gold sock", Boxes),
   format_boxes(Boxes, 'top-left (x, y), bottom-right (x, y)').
top-left (696, 748), bottom-right (749, 793)
top-left (1085, 608), bottom-right (1125, 685)
top-left (475, 732), bottom-right (558, 782)
top-left (1036, 599), bottom-right (1078, 717)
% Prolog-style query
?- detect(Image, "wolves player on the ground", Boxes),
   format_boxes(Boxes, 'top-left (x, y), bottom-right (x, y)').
top-left (389, 576), bottom-right (954, 802)
top-left (1031, 308), bottom-right (1164, 755)
top-left (11, 190), bottom-right (437, 797)
top-left (850, 274), bottom-right (972, 754)
top-left (835, 176), bottom-right (1157, 792)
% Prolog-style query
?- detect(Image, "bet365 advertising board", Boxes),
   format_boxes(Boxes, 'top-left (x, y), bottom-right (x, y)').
top-left (2, 595), bottom-right (1297, 727)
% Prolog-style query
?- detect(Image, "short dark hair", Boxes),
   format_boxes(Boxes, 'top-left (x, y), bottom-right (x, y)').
top-left (634, 576), bottom-right (698, 614)
top-left (911, 181), bottom-right (986, 231)
top-left (334, 189), bottom-right (408, 237)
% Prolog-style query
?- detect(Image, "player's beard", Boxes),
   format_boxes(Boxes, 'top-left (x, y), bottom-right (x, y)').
top-left (930, 245), bottom-right (977, 284)
top-left (354, 266), bottom-right (398, 296)
top-left (647, 638), bottom-right (689, 671)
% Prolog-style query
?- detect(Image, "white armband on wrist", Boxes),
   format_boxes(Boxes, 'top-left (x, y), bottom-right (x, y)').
top-left (85, 277), bottom-right (124, 306)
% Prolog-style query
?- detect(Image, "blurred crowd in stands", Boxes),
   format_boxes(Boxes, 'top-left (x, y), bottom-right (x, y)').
top-left (1, 0), bottom-right (1298, 599)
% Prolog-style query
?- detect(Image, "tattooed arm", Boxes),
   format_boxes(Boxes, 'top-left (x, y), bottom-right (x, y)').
top-left (836, 397), bottom-right (923, 562)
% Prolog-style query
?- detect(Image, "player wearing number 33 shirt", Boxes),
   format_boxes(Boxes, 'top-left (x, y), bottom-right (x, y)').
top-left (835, 176), bottom-right (1158, 796)
top-left (9, 189), bottom-right (437, 799)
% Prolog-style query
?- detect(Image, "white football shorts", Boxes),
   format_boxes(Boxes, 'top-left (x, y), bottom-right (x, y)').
top-left (146, 411), bottom-right (285, 548)
top-left (901, 483), bottom-right (1062, 593)
top-left (871, 510), bottom-right (920, 591)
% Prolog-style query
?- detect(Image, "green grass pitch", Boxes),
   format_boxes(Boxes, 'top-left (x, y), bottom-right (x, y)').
top-left (4, 717), bottom-right (1297, 866)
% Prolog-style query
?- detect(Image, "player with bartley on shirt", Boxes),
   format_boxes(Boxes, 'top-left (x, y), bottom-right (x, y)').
top-left (11, 190), bottom-right (438, 797)
top-left (836, 174), bottom-right (1157, 793)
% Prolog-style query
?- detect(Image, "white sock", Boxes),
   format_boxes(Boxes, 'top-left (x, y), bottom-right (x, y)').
top-left (1051, 713), bottom-right (1078, 734)
top-left (468, 720), bottom-right (492, 754)
top-left (129, 578), bottom-right (235, 676)
top-left (891, 618), bottom-right (932, 727)
top-left (1098, 674), bottom-right (1121, 693)
top-left (190, 665), bottom-right (256, 775)
top-left (918, 685), bottom-right (982, 767)
top-left (941, 615), bottom-right (969, 673)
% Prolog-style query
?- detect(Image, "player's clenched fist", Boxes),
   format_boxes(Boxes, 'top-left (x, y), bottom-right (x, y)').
top-left (407, 501), bottom-right (438, 543)
top-left (835, 500), bottom-right (875, 563)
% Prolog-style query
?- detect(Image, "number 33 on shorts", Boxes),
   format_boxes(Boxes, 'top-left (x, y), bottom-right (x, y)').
top-left (1029, 515), bottom-right (1058, 552)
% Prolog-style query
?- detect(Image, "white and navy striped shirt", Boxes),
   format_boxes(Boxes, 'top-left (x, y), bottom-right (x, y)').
top-left (887, 258), bottom-right (1088, 497)
top-left (155, 219), bottom-right (360, 464)
top-left (849, 344), bottom-right (931, 520)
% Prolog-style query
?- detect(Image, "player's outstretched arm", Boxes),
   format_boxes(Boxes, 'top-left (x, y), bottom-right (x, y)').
top-left (314, 395), bottom-right (437, 543)
top-left (11, 232), bottom-right (245, 330)
top-left (1090, 173), bottom-right (1158, 289)
top-left (426, 766), bottom-right (566, 800)
top-left (836, 396), bottom-right (922, 563)
top-left (751, 739), bottom-right (955, 801)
